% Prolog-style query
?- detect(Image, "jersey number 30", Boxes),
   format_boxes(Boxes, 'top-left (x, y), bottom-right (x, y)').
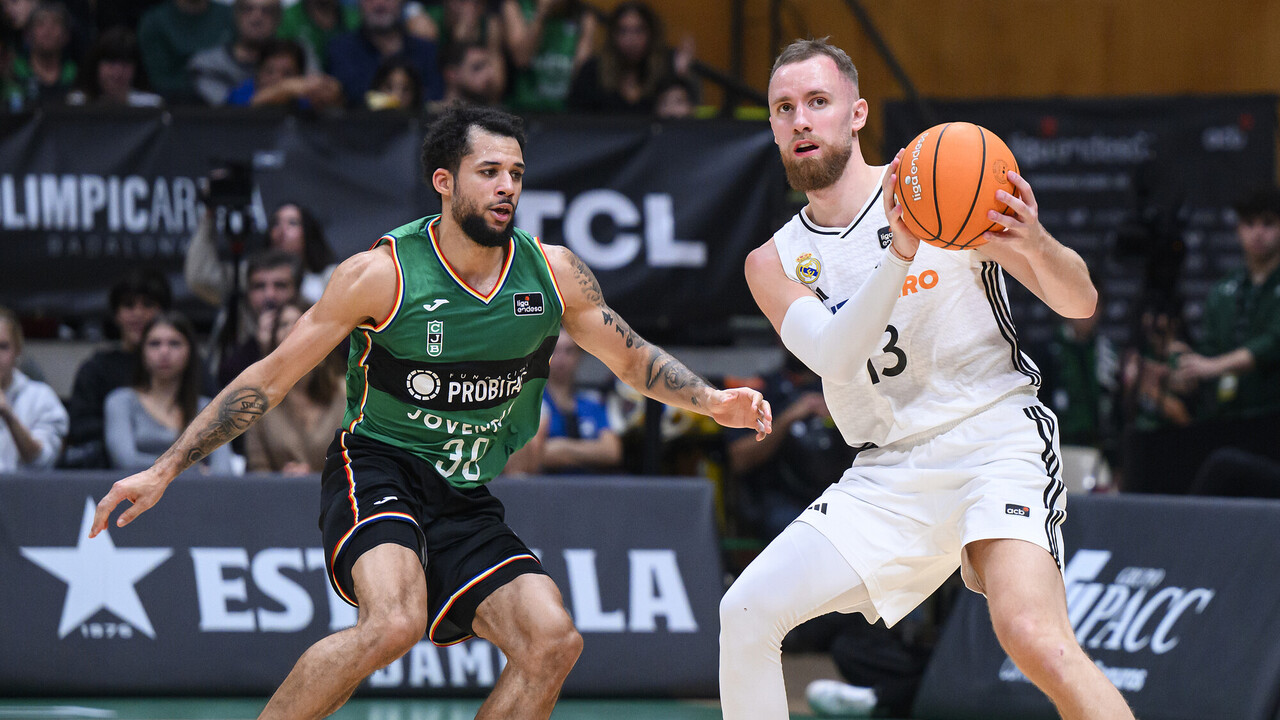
top-left (436, 437), bottom-right (490, 482)
top-left (866, 324), bottom-right (906, 384)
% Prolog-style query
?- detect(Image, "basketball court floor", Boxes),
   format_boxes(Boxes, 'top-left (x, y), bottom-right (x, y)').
top-left (0, 651), bottom-right (900, 719)
top-left (0, 698), bottom-right (905, 720)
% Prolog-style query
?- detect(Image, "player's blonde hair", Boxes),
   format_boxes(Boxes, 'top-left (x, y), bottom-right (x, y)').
top-left (770, 37), bottom-right (859, 88)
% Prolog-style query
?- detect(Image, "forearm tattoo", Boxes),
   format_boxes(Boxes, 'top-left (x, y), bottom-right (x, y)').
top-left (181, 387), bottom-right (269, 465)
top-left (567, 250), bottom-right (708, 407)
top-left (644, 348), bottom-right (709, 407)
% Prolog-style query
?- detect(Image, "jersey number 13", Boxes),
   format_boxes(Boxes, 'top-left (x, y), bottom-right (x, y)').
top-left (866, 324), bottom-right (906, 384)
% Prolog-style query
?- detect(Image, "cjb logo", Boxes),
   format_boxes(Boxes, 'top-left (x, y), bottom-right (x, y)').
top-left (427, 320), bottom-right (444, 357)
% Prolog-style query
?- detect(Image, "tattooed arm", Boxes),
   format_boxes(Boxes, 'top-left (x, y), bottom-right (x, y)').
top-left (544, 244), bottom-right (772, 437)
top-left (91, 246), bottom-right (399, 537)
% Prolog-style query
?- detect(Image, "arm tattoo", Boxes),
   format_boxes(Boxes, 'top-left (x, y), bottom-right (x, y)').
top-left (566, 249), bottom-right (702, 406)
top-left (569, 253), bottom-right (606, 307)
top-left (182, 387), bottom-right (269, 464)
top-left (645, 348), bottom-right (709, 406)
top-left (601, 309), bottom-right (645, 349)
top-left (570, 251), bottom-right (646, 349)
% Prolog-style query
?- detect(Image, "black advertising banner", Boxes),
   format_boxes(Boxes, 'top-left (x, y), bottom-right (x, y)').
top-left (0, 110), bottom-right (785, 342)
top-left (914, 494), bottom-right (1280, 720)
top-left (0, 473), bottom-right (724, 696)
top-left (516, 116), bottom-right (787, 342)
top-left (884, 95), bottom-right (1277, 349)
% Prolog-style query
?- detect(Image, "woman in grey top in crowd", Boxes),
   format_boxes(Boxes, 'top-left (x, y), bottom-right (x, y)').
top-left (104, 313), bottom-right (234, 474)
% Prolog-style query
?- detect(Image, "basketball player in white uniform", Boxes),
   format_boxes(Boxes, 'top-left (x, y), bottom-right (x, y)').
top-left (718, 39), bottom-right (1136, 720)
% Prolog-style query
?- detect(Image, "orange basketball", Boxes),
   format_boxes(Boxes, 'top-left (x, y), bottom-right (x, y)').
top-left (893, 122), bottom-right (1019, 250)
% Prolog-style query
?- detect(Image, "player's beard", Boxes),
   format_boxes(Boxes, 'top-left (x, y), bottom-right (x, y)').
top-left (781, 136), bottom-right (854, 192)
top-left (452, 194), bottom-right (514, 248)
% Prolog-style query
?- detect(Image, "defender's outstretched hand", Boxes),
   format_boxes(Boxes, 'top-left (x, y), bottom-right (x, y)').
top-left (91, 468), bottom-right (170, 537)
top-left (707, 387), bottom-right (773, 441)
top-left (981, 170), bottom-right (1046, 248)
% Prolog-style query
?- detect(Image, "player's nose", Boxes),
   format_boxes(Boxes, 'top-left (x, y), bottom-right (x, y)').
top-left (792, 107), bottom-right (812, 131)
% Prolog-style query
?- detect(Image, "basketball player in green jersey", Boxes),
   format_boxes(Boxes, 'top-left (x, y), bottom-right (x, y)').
top-left (90, 105), bottom-right (774, 720)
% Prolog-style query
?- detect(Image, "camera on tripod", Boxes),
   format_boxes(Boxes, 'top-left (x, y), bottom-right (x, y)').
top-left (206, 160), bottom-right (255, 209)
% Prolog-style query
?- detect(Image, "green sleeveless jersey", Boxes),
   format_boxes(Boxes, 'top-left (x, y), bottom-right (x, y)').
top-left (343, 215), bottom-right (564, 488)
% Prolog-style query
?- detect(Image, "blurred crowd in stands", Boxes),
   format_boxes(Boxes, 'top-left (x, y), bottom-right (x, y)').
top-left (0, 0), bottom-right (703, 118)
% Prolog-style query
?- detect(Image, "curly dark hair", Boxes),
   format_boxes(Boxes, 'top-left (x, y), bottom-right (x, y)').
top-left (420, 105), bottom-right (526, 193)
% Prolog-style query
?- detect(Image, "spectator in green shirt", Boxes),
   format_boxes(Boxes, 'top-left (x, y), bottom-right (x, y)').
top-left (411, 0), bottom-right (501, 56)
top-left (1173, 189), bottom-right (1280, 419)
top-left (501, 0), bottom-right (596, 113)
top-left (12, 1), bottom-right (77, 105)
top-left (1038, 277), bottom-right (1119, 447)
top-left (137, 0), bottom-right (233, 102)
top-left (277, 0), bottom-right (359, 70)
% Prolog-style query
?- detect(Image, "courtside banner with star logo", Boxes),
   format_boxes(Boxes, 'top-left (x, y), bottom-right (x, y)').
top-left (0, 472), bottom-right (725, 696)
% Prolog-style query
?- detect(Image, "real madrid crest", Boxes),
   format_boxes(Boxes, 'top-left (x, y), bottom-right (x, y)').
top-left (796, 253), bottom-right (821, 285)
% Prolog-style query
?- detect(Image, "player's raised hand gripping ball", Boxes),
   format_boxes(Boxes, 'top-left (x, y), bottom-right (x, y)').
top-left (893, 122), bottom-right (1019, 250)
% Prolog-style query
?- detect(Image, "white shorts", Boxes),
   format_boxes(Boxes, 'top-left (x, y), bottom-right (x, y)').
top-left (795, 391), bottom-right (1066, 627)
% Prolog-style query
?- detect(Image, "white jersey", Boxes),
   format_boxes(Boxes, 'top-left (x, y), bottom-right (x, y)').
top-left (772, 166), bottom-right (1041, 448)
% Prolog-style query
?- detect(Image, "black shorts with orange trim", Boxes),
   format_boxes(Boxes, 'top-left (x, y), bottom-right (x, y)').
top-left (319, 430), bottom-right (547, 645)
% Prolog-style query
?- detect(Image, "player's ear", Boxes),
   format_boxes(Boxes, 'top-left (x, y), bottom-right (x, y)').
top-left (432, 168), bottom-right (453, 197)
top-left (851, 97), bottom-right (868, 134)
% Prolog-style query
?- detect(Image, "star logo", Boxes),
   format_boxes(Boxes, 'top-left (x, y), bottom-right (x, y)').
top-left (21, 498), bottom-right (173, 639)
